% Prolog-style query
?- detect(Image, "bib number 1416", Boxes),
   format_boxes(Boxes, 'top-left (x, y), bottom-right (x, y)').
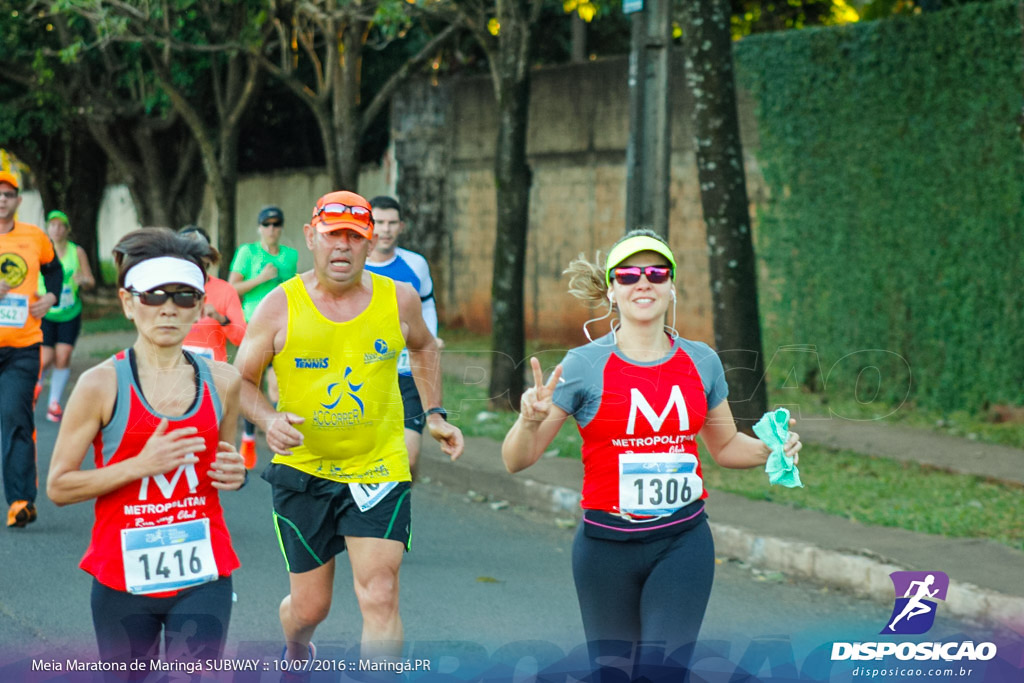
top-left (619, 452), bottom-right (703, 516)
top-left (122, 519), bottom-right (218, 594)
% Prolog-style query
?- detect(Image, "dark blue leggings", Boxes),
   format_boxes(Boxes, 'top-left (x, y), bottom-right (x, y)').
top-left (0, 344), bottom-right (40, 504)
top-left (572, 517), bottom-right (715, 678)
top-left (91, 576), bottom-right (233, 680)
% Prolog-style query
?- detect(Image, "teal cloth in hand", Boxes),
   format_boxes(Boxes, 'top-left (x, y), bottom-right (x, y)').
top-left (753, 407), bottom-right (803, 488)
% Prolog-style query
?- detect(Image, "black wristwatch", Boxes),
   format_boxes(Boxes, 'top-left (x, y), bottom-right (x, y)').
top-left (425, 407), bottom-right (448, 421)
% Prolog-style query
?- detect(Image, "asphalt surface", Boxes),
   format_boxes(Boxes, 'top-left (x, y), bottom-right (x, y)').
top-left (69, 331), bottom-right (1024, 633)
top-left (6, 329), bottom-right (1020, 682)
top-left (4, 381), bottom-right (972, 683)
top-left (419, 432), bottom-right (1024, 633)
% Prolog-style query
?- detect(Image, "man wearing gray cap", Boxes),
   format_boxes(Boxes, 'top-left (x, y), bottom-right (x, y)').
top-left (229, 205), bottom-right (298, 467)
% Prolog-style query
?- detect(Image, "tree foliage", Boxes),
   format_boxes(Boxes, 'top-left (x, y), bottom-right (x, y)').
top-left (1, 1), bottom-right (214, 244)
top-left (0, 2), bottom-right (146, 276)
top-left (52, 0), bottom-right (269, 268)
top-left (259, 0), bottom-right (458, 190)
top-left (735, 0), bottom-right (1024, 414)
top-left (729, 0), bottom-right (856, 35)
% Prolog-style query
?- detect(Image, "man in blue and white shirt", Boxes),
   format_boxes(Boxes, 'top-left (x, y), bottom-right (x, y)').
top-left (365, 196), bottom-right (443, 479)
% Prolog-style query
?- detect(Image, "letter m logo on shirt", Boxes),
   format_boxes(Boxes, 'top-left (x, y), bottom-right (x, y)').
top-left (138, 462), bottom-right (200, 501)
top-left (627, 386), bottom-right (688, 434)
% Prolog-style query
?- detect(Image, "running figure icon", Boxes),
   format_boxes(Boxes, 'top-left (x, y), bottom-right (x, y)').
top-left (888, 574), bottom-right (939, 631)
top-left (882, 571), bottom-right (949, 635)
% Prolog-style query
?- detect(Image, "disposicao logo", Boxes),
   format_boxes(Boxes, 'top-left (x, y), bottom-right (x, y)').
top-left (831, 570), bottom-right (997, 663)
top-left (882, 571), bottom-right (948, 635)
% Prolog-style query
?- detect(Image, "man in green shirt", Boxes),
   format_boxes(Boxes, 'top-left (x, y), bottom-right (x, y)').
top-left (229, 205), bottom-right (298, 466)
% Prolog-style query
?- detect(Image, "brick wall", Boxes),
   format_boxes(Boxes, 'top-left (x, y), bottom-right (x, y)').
top-left (396, 53), bottom-right (766, 347)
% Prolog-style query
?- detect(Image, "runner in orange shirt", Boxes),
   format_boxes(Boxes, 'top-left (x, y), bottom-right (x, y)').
top-left (0, 170), bottom-right (64, 527)
top-left (178, 225), bottom-right (247, 364)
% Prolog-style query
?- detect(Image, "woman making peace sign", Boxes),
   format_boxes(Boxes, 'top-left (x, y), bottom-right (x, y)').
top-left (502, 229), bottom-right (802, 678)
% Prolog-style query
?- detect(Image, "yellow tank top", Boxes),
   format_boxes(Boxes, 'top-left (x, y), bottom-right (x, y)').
top-left (271, 274), bottom-right (409, 483)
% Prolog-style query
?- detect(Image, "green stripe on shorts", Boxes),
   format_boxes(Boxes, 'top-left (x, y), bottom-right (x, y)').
top-left (384, 488), bottom-right (411, 548)
top-left (273, 511), bottom-right (325, 570)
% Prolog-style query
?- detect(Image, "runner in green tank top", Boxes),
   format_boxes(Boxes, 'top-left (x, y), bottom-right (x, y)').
top-left (229, 205), bottom-right (299, 466)
top-left (37, 210), bottom-right (95, 422)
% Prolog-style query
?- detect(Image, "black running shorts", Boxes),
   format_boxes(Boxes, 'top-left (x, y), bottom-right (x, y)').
top-left (263, 463), bottom-right (412, 574)
top-left (41, 314), bottom-right (83, 348)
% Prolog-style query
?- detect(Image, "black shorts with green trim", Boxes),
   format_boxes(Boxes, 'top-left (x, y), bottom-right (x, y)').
top-left (262, 463), bottom-right (412, 574)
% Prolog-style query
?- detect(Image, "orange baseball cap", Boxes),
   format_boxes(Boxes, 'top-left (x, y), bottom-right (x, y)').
top-left (310, 190), bottom-right (374, 238)
top-left (0, 171), bottom-right (19, 191)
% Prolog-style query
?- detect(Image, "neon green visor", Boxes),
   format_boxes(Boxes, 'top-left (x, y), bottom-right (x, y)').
top-left (605, 235), bottom-right (677, 286)
top-left (46, 210), bottom-right (69, 225)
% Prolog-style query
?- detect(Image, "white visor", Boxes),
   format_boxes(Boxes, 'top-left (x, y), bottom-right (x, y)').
top-left (124, 256), bottom-right (205, 294)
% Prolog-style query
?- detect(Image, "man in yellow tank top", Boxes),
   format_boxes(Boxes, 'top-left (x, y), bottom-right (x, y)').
top-left (235, 190), bottom-right (463, 668)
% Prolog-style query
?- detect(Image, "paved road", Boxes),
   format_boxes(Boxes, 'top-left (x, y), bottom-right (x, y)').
top-left (0, 399), bottom-right (1009, 682)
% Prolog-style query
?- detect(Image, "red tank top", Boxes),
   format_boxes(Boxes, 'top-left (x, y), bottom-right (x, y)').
top-left (79, 349), bottom-right (239, 596)
top-left (578, 348), bottom-right (710, 512)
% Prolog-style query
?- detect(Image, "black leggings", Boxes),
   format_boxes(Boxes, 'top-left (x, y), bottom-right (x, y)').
top-left (91, 576), bottom-right (233, 680)
top-left (572, 517), bottom-right (715, 677)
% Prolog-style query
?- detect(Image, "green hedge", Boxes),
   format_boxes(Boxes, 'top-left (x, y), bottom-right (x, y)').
top-left (735, 1), bottom-right (1024, 415)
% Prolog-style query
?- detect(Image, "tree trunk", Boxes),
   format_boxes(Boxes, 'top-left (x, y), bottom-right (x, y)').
top-left (392, 77), bottom-right (454, 301)
top-left (168, 136), bottom-right (208, 230)
top-left (87, 118), bottom-right (206, 232)
top-left (214, 127), bottom-right (241, 277)
top-left (315, 102), bottom-right (344, 189)
top-left (335, 19), bottom-right (368, 190)
top-left (58, 130), bottom-right (107, 279)
top-left (146, 46), bottom-right (262, 277)
top-left (682, 0), bottom-right (767, 429)
top-left (8, 124), bottom-right (107, 280)
top-left (488, 39), bottom-right (534, 411)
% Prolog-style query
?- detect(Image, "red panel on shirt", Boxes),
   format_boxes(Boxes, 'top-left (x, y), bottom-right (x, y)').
top-left (578, 348), bottom-right (710, 512)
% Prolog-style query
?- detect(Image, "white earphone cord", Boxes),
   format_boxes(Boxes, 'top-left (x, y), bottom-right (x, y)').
top-left (583, 297), bottom-right (618, 345)
top-left (583, 290), bottom-right (677, 344)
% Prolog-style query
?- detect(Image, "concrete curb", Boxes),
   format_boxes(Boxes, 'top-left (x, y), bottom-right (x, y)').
top-left (710, 522), bottom-right (1024, 632)
top-left (419, 440), bottom-right (1024, 634)
top-left (420, 445), bottom-right (583, 522)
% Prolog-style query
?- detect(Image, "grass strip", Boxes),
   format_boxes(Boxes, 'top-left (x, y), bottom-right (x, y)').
top-left (700, 446), bottom-right (1024, 552)
top-left (442, 367), bottom-right (1024, 553)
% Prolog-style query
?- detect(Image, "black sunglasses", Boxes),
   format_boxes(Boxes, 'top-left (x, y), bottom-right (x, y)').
top-left (261, 221), bottom-right (283, 228)
top-left (611, 265), bottom-right (673, 285)
top-left (129, 288), bottom-right (202, 308)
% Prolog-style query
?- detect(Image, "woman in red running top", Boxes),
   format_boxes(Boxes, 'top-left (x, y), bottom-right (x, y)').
top-left (502, 229), bottom-right (803, 679)
top-left (47, 228), bottom-right (246, 678)
top-left (178, 225), bottom-right (246, 365)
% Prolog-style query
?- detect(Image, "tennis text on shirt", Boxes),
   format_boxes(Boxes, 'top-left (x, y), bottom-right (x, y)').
top-left (270, 274), bottom-right (409, 484)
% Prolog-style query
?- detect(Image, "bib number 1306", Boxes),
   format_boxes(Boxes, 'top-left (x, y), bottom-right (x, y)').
top-left (619, 452), bottom-right (703, 516)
